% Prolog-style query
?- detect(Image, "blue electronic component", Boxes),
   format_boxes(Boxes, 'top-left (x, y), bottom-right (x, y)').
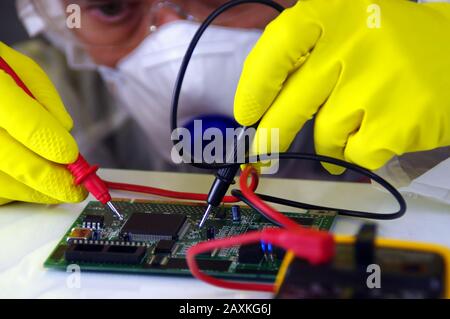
top-left (232, 205), bottom-right (241, 222)
top-left (260, 241), bottom-right (267, 254)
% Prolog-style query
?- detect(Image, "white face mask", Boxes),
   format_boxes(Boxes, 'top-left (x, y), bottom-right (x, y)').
top-left (98, 20), bottom-right (261, 162)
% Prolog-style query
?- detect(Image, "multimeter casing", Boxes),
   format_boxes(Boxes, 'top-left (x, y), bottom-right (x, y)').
top-left (275, 235), bottom-right (450, 299)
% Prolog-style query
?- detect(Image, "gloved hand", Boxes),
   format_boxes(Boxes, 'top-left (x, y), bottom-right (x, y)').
top-left (0, 42), bottom-right (87, 205)
top-left (234, 0), bottom-right (450, 174)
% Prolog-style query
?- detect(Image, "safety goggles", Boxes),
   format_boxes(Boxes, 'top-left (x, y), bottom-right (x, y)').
top-left (30, 0), bottom-right (280, 47)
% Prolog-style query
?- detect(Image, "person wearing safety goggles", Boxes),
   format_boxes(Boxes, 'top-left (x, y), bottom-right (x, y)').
top-left (0, 0), bottom-right (449, 207)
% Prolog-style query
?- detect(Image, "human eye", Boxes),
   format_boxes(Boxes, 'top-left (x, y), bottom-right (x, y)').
top-left (84, 0), bottom-right (141, 23)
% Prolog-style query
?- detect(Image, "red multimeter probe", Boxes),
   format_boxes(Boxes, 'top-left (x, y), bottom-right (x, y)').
top-left (0, 57), bottom-right (123, 220)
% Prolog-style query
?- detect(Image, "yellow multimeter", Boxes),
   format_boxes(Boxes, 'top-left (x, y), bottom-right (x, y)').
top-left (275, 224), bottom-right (450, 299)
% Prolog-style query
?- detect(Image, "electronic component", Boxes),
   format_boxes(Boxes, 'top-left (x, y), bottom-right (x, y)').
top-left (232, 205), bottom-right (241, 222)
top-left (261, 241), bottom-right (269, 260)
top-left (165, 258), bottom-right (232, 272)
top-left (65, 241), bottom-right (147, 264)
top-left (214, 208), bottom-right (226, 219)
top-left (45, 201), bottom-right (336, 282)
top-left (259, 241), bottom-right (285, 263)
top-left (237, 243), bottom-right (264, 264)
top-left (82, 215), bottom-right (104, 229)
top-left (196, 259), bottom-right (232, 272)
top-left (146, 255), bottom-right (167, 268)
top-left (120, 213), bottom-right (187, 242)
top-left (206, 227), bottom-right (215, 240)
top-left (92, 229), bottom-right (102, 241)
top-left (291, 216), bottom-right (315, 227)
top-left (154, 240), bottom-right (176, 254)
top-left (67, 228), bottom-right (92, 242)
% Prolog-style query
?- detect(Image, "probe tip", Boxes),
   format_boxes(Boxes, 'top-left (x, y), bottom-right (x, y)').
top-left (199, 205), bottom-right (213, 228)
top-left (107, 201), bottom-right (124, 221)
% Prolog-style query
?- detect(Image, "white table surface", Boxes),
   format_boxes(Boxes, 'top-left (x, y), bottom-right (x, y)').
top-left (1, 169), bottom-right (449, 299)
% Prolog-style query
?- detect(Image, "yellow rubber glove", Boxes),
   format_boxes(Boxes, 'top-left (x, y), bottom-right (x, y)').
top-left (0, 42), bottom-right (87, 205)
top-left (234, 0), bottom-right (450, 174)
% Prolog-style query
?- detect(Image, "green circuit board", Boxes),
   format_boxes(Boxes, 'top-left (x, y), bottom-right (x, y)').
top-left (45, 200), bottom-right (336, 282)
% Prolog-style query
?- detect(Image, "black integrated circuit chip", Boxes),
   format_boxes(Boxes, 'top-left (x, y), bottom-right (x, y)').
top-left (120, 213), bottom-right (187, 242)
top-left (214, 208), bottom-right (226, 219)
top-left (291, 216), bottom-right (314, 227)
top-left (154, 240), bottom-right (176, 254)
top-left (65, 242), bottom-right (146, 264)
top-left (196, 259), bottom-right (232, 272)
top-left (238, 243), bottom-right (264, 264)
top-left (164, 258), bottom-right (188, 269)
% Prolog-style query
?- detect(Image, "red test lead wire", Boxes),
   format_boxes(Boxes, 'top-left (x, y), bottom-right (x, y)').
top-left (0, 57), bottom-right (34, 97)
top-left (104, 171), bottom-right (259, 204)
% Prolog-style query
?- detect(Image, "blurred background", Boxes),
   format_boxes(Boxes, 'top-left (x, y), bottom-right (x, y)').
top-left (1, 1), bottom-right (28, 45)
